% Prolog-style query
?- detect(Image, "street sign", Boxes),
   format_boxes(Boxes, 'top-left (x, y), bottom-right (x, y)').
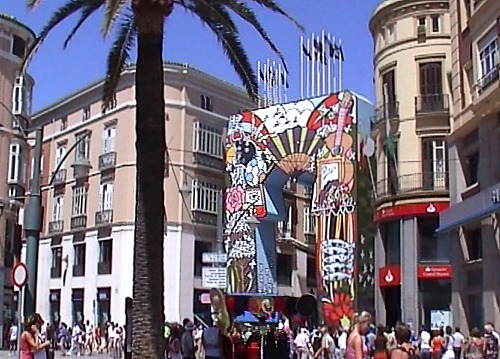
top-left (11, 262), bottom-right (28, 288)
top-left (202, 267), bottom-right (226, 289)
top-left (202, 252), bottom-right (227, 264)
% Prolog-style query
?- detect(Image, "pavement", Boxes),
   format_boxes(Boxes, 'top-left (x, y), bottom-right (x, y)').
top-left (0, 351), bottom-right (115, 358)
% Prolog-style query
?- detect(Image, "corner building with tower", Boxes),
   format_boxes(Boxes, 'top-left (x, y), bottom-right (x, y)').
top-left (0, 13), bottom-right (35, 344)
top-left (369, 0), bottom-right (453, 328)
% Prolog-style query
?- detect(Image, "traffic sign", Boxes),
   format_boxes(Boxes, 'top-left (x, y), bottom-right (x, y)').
top-left (201, 267), bottom-right (226, 289)
top-left (11, 262), bottom-right (28, 288)
top-left (202, 252), bottom-right (227, 264)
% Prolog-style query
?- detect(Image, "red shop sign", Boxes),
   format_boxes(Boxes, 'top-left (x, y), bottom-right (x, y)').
top-left (417, 265), bottom-right (452, 280)
top-left (379, 266), bottom-right (401, 287)
top-left (374, 202), bottom-right (449, 223)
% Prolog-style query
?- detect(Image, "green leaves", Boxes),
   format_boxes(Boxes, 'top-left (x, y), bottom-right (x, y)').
top-left (102, 12), bottom-right (136, 112)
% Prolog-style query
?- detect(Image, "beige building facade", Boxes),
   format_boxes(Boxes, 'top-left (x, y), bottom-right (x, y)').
top-left (370, 0), bottom-right (452, 328)
top-left (438, 0), bottom-right (500, 330)
top-left (0, 13), bottom-right (34, 341)
top-left (32, 63), bottom-right (316, 325)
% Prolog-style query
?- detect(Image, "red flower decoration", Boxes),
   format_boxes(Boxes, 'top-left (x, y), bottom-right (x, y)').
top-left (322, 292), bottom-right (354, 326)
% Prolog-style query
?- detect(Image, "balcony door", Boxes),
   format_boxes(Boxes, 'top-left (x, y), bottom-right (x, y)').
top-left (382, 70), bottom-right (397, 117)
top-left (419, 62), bottom-right (443, 111)
top-left (422, 137), bottom-right (446, 190)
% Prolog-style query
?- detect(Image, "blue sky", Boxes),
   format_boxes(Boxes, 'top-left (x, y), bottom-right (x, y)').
top-left (1, 1), bottom-right (380, 112)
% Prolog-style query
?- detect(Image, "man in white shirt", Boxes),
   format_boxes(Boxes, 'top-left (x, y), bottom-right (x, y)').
top-left (294, 328), bottom-right (310, 359)
top-left (338, 327), bottom-right (348, 359)
top-left (452, 327), bottom-right (465, 359)
top-left (320, 326), bottom-right (336, 359)
top-left (419, 326), bottom-right (431, 359)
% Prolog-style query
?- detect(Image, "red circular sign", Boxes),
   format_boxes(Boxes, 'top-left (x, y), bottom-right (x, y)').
top-left (11, 262), bottom-right (28, 288)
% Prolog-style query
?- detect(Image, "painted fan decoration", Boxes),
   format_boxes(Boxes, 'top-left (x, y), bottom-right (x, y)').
top-left (265, 126), bottom-right (323, 175)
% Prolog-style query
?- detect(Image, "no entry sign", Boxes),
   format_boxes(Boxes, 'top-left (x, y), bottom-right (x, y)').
top-left (11, 262), bottom-right (28, 288)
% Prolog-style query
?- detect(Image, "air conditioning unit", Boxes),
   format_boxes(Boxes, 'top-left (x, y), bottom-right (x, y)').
top-left (12, 76), bottom-right (30, 118)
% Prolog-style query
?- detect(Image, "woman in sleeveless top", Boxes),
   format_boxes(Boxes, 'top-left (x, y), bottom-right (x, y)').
top-left (464, 328), bottom-right (483, 359)
top-left (347, 311), bottom-right (372, 359)
top-left (20, 315), bottom-right (50, 359)
top-left (390, 323), bottom-right (418, 359)
top-left (442, 326), bottom-right (455, 359)
top-left (431, 329), bottom-right (444, 359)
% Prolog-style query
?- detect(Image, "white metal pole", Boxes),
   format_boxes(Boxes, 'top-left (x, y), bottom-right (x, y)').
top-left (306, 39), bottom-right (310, 98)
top-left (332, 36), bottom-right (337, 92)
top-left (272, 60), bottom-right (277, 105)
top-left (266, 58), bottom-right (271, 106)
top-left (322, 30), bottom-right (326, 96)
top-left (257, 60), bottom-right (261, 108)
top-left (283, 69), bottom-right (288, 102)
top-left (327, 33), bottom-right (332, 94)
top-left (17, 289), bottom-right (22, 359)
top-left (339, 39), bottom-right (343, 91)
top-left (316, 35), bottom-right (320, 96)
top-left (300, 36), bottom-right (304, 99)
top-left (311, 33), bottom-right (315, 97)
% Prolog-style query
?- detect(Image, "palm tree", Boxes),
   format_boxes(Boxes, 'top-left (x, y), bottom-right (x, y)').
top-left (21, 0), bottom-right (301, 357)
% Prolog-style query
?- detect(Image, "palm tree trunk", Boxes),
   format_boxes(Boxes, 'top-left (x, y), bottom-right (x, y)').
top-left (132, 10), bottom-right (167, 359)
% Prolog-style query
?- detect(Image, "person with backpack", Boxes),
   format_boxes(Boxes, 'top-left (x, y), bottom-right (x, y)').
top-left (390, 323), bottom-right (420, 359)
top-left (442, 327), bottom-right (455, 359)
top-left (483, 324), bottom-right (499, 359)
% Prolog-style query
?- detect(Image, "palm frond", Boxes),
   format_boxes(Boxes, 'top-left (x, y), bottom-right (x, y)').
top-left (64, 0), bottom-right (106, 48)
top-left (183, 1), bottom-right (258, 100)
top-left (20, 0), bottom-right (90, 76)
top-left (219, 0), bottom-right (288, 71)
top-left (176, 0), bottom-right (237, 31)
top-left (251, 0), bottom-right (303, 32)
top-left (102, 0), bottom-right (127, 37)
top-left (26, 0), bottom-right (43, 9)
top-left (102, 12), bottom-right (136, 111)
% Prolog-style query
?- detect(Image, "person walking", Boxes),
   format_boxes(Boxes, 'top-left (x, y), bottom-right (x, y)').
top-left (464, 328), bottom-right (482, 359)
top-left (169, 325), bottom-right (183, 359)
top-left (182, 322), bottom-right (196, 359)
top-left (347, 311), bottom-right (372, 359)
top-left (483, 324), bottom-right (499, 359)
top-left (452, 327), bottom-right (464, 359)
top-left (202, 321), bottom-right (223, 359)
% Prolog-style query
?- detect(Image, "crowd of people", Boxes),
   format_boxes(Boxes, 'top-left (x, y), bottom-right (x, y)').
top-left (164, 313), bottom-right (500, 359)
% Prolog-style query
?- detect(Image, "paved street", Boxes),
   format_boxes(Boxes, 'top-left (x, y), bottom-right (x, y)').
top-left (0, 351), bottom-right (115, 358)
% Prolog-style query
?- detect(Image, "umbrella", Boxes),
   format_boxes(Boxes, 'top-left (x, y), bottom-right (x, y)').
top-left (233, 311), bottom-right (281, 324)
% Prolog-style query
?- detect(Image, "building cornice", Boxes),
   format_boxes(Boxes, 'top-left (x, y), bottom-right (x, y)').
top-left (0, 13), bottom-right (36, 41)
top-left (369, 0), bottom-right (449, 35)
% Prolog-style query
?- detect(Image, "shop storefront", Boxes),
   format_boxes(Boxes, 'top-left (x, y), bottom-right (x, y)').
top-left (49, 290), bottom-right (61, 325)
top-left (72, 289), bottom-right (84, 324)
top-left (97, 288), bottom-right (111, 326)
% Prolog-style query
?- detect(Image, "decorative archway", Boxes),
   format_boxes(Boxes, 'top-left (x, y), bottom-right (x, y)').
top-left (224, 91), bottom-right (357, 326)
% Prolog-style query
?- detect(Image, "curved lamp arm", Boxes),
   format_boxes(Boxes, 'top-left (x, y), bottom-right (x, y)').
top-left (48, 132), bottom-right (90, 186)
top-left (0, 101), bottom-right (28, 138)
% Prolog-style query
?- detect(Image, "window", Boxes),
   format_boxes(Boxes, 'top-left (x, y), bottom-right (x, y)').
top-left (465, 227), bottom-right (482, 261)
top-left (431, 15), bottom-right (441, 32)
top-left (8, 143), bottom-right (23, 183)
top-left (422, 137), bottom-right (447, 189)
top-left (60, 116), bottom-right (67, 131)
top-left (102, 126), bottom-right (116, 153)
top-left (478, 30), bottom-right (498, 84)
top-left (303, 207), bottom-right (316, 235)
top-left (191, 179), bottom-right (218, 214)
top-left (278, 203), bottom-right (293, 237)
top-left (55, 143), bottom-right (67, 170)
top-left (192, 122), bottom-right (223, 158)
top-left (306, 257), bottom-right (317, 287)
top-left (12, 35), bottom-right (26, 58)
top-left (50, 247), bottom-right (62, 278)
top-left (382, 220), bottom-right (400, 265)
top-left (277, 254), bottom-right (293, 285)
top-left (98, 239), bottom-right (112, 275)
top-left (418, 16), bottom-right (426, 27)
top-left (419, 62), bottom-right (444, 111)
top-left (465, 151), bottom-right (479, 186)
top-left (467, 293), bottom-right (484, 329)
top-left (82, 105), bottom-right (91, 121)
top-left (387, 140), bottom-right (399, 195)
top-left (53, 196), bottom-right (64, 221)
top-left (75, 133), bottom-right (90, 160)
top-left (387, 23), bottom-right (396, 43)
top-left (73, 243), bottom-right (86, 276)
top-left (382, 70), bottom-right (397, 117)
top-left (201, 95), bottom-right (213, 111)
top-left (12, 78), bottom-right (31, 117)
top-left (30, 155), bottom-right (44, 180)
top-left (418, 217), bottom-right (450, 263)
top-left (71, 185), bottom-right (88, 216)
top-left (99, 182), bottom-right (114, 211)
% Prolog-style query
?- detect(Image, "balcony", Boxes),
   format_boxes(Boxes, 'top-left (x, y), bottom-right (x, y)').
top-left (375, 172), bottom-right (449, 202)
top-left (48, 220), bottom-right (64, 234)
top-left (98, 152), bottom-right (117, 171)
top-left (415, 94), bottom-right (450, 114)
top-left (50, 266), bottom-right (62, 278)
top-left (192, 210), bottom-right (217, 226)
top-left (72, 264), bottom-right (85, 277)
top-left (371, 102), bottom-right (399, 130)
top-left (193, 152), bottom-right (224, 172)
top-left (70, 215), bottom-right (87, 230)
top-left (52, 168), bottom-right (67, 186)
top-left (472, 65), bottom-right (500, 117)
top-left (98, 261), bottom-right (112, 275)
top-left (95, 209), bottom-right (113, 226)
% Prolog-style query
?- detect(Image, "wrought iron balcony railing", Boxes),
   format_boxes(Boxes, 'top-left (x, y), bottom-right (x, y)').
top-left (375, 172), bottom-right (449, 199)
top-left (372, 102), bottom-right (400, 125)
top-left (98, 152), bottom-right (117, 171)
top-left (95, 209), bottom-right (113, 225)
top-left (48, 220), bottom-right (64, 234)
top-left (70, 215), bottom-right (87, 229)
top-left (415, 94), bottom-right (450, 114)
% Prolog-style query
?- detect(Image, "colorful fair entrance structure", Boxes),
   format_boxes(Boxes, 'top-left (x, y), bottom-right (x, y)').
top-left (224, 91), bottom-right (359, 327)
